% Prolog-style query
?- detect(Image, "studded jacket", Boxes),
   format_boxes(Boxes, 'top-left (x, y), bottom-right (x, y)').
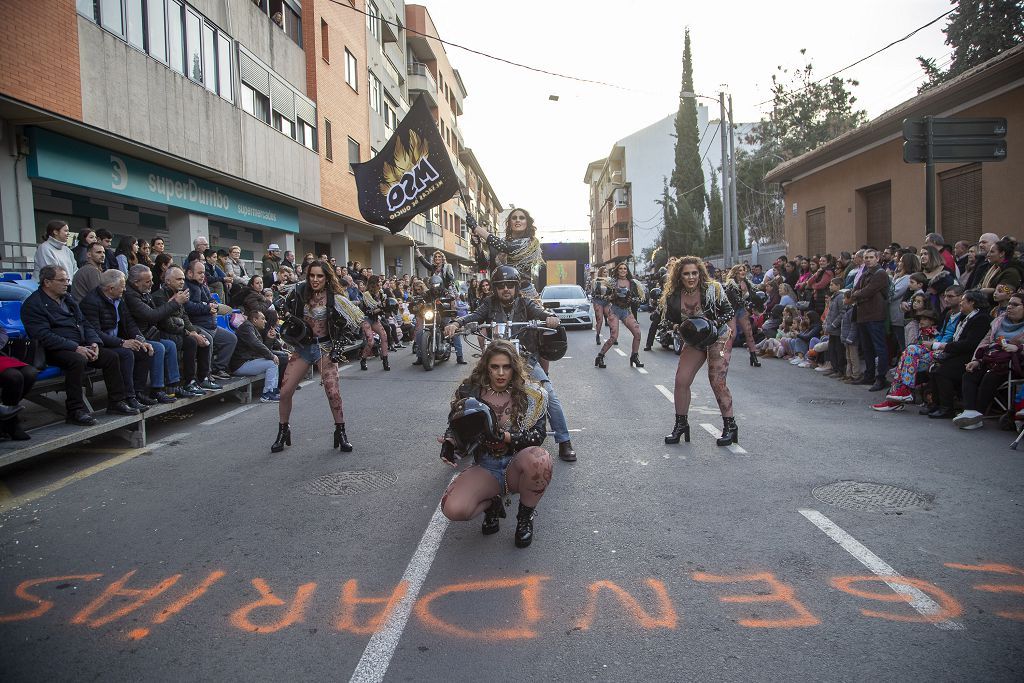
top-left (445, 380), bottom-right (548, 460)
top-left (662, 281), bottom-right (735, 326)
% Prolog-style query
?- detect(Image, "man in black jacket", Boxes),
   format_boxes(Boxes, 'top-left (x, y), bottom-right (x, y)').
top-left (184, 259), bottom-right (236, 379)
top-left (20, 265), bottom-right (137, 425)
top-left (927, 290), bottom-right (992, 419)
top-left (122, 264), bottom-right (182, 403)
top-left (150, 266), bottom-right (217, 396)
top-left (79, 269), bottom-right (155, 412)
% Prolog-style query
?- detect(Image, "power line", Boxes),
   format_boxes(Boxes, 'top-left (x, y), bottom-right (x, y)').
top-left (754, 8), bottom-right (955, 107)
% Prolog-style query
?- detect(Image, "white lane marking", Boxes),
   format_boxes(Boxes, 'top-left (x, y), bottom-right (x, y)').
top-left (636, 367), bottom-right (649, 374)
top-left (0, 433), bottom-right (190, 515)
top-left (698, 423), bottom-right (747, 454)
top-left (349, 483), bottom-right (454, 683)
top-left (340, 363), bottom-right (355, 372)
top-left (655, 385), bottom-right (674, 402)
top-left (299, 379), bottom-right (315, 387)
top-left (201, 405), bottom-right (256, 426)
top-left (613, 348), bottom-right (627, 357)
top-left (798, 509), bottom-right (965, 631)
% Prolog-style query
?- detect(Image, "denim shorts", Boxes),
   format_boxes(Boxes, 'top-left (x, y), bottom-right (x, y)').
top-left (293, 342), bottom-right (324, 365)
top-left (475, 453), bottom-right (515, 495)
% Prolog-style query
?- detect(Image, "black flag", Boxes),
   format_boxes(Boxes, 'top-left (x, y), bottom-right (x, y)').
top-left (353, 95), bottom-right (461, 234)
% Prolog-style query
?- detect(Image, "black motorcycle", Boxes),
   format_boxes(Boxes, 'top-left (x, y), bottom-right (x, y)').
top-left (415, 275), bottom-right (455, 371)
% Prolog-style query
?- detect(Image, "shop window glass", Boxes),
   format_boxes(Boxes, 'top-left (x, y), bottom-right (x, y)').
top-left (218, 32), bottom-right (233, 101)
top-left (100, 0), bottom-right (124, 36)
top-left (167, 0), bottom-right (184, 74)
top-left (126, 0), bottom-right (145, 49)
top-left (147, 0), bottom-right (167, 62)
top-left (185, 8), bottom-right (203, 82)
top-left (202, 22), bottom-right (216, 92)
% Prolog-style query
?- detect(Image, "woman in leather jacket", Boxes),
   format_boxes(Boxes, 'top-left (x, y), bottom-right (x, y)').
top-left (473, 208), bottom-right (545, 300)
top-left (596, 262), bottom-right (646, 369)
top-left (590, 267), bottom-right (612, 346)
top-left (438, 340), bottom-right (552, 548)
top-left (661, 256), bottom-right (738, 447)
top-left (357, 275), bottom-right (391, 372)
top-left (271, 260), bottom-right (365, 454)
top-left (724, 264), bottom-right (762, 368)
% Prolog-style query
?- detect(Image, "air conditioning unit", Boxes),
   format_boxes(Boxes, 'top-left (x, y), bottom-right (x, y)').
top-left (613, 188), bottom-right (628, 208)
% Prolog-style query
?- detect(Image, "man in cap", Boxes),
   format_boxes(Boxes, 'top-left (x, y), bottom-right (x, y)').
top-left (262, 244), bottom-right (282, 284)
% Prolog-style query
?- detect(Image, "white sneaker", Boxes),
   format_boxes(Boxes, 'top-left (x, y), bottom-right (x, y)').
top-left (789, 357), bottom-right (802, 365)
top-left (814, 365), bottom-right (832, 372)
top-left (961, 421), bottom-right (984, 430)
top-left (952, 409), bottom-right (983, 427)
top-left (798, 361), bottom-right (812, 368)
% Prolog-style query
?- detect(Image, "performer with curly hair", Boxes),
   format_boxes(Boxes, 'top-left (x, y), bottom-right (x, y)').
top-left (473, 208), bottom-right (545, 300)
top-left (438, 340), bottom-right (553, 548)
top-left (595, 261), bottom-right (646, 368)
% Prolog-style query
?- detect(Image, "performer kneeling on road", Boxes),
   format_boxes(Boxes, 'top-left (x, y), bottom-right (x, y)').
top-left (662, 256), bottom-right (739, 447)
top-left (271, 260), bottom-right (364, 454)
top-left (438, 340), bottom-right (553, 548)
top-left (444, 265), bottom-right (578, 463)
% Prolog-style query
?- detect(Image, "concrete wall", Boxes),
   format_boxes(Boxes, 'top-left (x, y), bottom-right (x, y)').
top-left (77, 16), bottom-right (320, 206)
top-left (781, 87), bottom-right (1024, 255)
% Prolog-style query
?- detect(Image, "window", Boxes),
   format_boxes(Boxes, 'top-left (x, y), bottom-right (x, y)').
top-left (268, 0), bottom-right (302, 47)
top-left (324, 119), bottom-right (333, 161)
top-left (382, 99), bottom-right (397, 135)
top-left (77, 0), bottom-right (96, 19)
top-left (240, 82), bottom-right (270, 123)
top-left (100, 0), bottom-right (124, 36)
top-left (273, 112), bottom-right (295, 139)
top-left (348, 137), bottom-right (360, 171)
top-left (167, 0), bottom-right (184, 73)
top-left (185, 7), bottom-right (202, 82)
top-left (147, 0), bottom-right (168, 63)
top-left (125, 0), bottom-right (144, 49)
top-left (940, 164), bottom-right (983, 244)
top-left (369, 72), bottom-right (382, 113)
top-left (217, 31), bottom-right (232, 101)
top-left (320, 19), bottom-right (329, 62)
top-left (345, 49), bottom-right (358, 91)
top-left (298, 120), bottom-right (316, 151)
top-left (202, 22), bottom-right (217, 92)
top-left (367, 2), bottom-right (381, 43)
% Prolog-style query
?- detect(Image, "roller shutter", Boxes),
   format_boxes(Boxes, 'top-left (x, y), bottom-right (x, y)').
top-left (940, 164), bottom-right (982, 244)
top-left (806, 207), bottom-right (826, 256)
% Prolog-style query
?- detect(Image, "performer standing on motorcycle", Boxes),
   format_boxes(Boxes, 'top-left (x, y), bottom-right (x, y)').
top-left (444, 265), bottom-right (578, 463)
top-left (473, 209), bottom-right (544, 301)
top-left (438, 340), bottom-right (552, 548)
top-left (662, 256), bottom-right (738, 447)
top-left (272, 261), bottom-right (364, 454)
top-left (358, 275), bottom-right (391, 372)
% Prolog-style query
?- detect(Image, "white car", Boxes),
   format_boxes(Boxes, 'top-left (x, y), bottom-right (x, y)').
top-left (540, 285), bottom-right (593, 329)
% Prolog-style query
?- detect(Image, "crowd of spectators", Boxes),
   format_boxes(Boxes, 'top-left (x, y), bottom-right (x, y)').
top-left (674, 230), bottom-right (1023, 433)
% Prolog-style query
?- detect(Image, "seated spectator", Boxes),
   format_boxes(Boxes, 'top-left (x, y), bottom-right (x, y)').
top-left (137, 239), bottom-right (153, 268)
top-left (123, 265), bottom-right (181, 404)
top-left (72, 241), bottom-right (107, 302)
top-left (184, 259), bottom-right (236, 380)
top-left (151, 253), bottom-right (175, 293)
top-left (150, 266), bottom-right (216, 397)
top-left (953, 292), bottom-right (1024, 429)
top-left (114, 235), bottom-right (139, 274)
top-left (79, 269), bottom-right (156, 411)
top-left (791, 310), bottom-right (822, 365)
top-left (927, 291), bottom-right (993, 419)
top-left (901, 291), bottom-right (933, 346)
top-left (991, 283), bottom-right (1014, 319)
top-left (95, 229), bottom-right (118, 271)
top-left (0, 328), bottom-right (38, 440)
top-left (979, 238), bottom-right (1023, 306)
top-left (184, 235), bottom-right (209, 270)
top-left (920, 245), bottom-right (955, 311)
top-left (224, 246), bottom-right (250, 285)
top-left (229, 308), bottom-right (279, 403)
top-left (777, 283), bottom-right (796, 307)
top-left (21, 265), bottom-right (137, 425)
top-left (34, 220), bottom-right (78, 281)
top-left (871, 308), bottom-right (941, 411)
top-left (259, 313), bottom-right (290, 389)
top-left (72, 228), bottom-right (98, 267)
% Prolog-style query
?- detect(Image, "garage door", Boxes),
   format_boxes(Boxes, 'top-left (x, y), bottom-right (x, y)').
top-left (865, 184), bottom-right (891, 249)
top-left (940, 164), bottom-right (982, 244)
top-left (806, 208), bottom-right (826, 256)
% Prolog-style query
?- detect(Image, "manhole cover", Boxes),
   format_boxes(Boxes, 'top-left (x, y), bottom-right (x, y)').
top-left (304, 470), bottom-right (397, 496)
top-left (812, 481), bottom-right (930, 512)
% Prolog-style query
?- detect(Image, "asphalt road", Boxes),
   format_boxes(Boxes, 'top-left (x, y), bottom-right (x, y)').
top-left (1, 320), bottom-right (1022, 682)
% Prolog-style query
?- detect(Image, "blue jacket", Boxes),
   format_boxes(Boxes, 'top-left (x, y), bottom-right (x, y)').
top-left (79, 286), bottom-right (143, 347)
top-left (20, 288), bottom-right (101, 352)
top-left (184, 279), bottom-right (215, 330)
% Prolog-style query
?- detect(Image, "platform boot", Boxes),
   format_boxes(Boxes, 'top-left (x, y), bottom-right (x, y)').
top-left (382, 356), bottom-right (391, 371)
top-left (629, 353), bottom-right (644, 368)
top-left (334, 423), bottom-right (353, 452)
top-left (749, 351), bottom-right (761, 367)
top-left (664, 414), bottom-right (690, 444)
top-left (481, 495), bottom-right (506, 535)
top-left (716, 417), bottom-right (739, 446)
top-left (271, 423), bottom-right (291, 453)
top-left (514, 502), bottom-right (535, 548)
top-left (594, 353), bottom-right (606, 368)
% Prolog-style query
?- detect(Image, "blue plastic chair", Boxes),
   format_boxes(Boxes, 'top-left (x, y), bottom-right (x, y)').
top-left (0, 301), bottom-right (24, 337)
top-left (216, 314), bottom-right (230, 330)
top-left (211, 293), bottom-right (221, 303)
top-left (1, 273), bottom-right (24, 282)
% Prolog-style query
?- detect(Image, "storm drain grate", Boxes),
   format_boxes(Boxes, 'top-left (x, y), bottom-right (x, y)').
top-left (812, 481), bottom-right (930, 512)
top-left (304, 470), bottom-right (397, 496)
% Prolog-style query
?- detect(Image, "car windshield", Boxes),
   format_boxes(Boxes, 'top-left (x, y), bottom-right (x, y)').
top-left (542, 286), bottom-right (586, 300)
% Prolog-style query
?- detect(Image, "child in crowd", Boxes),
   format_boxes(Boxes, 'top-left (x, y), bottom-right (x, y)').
top-left (871, 308), bottom-right (941, 411)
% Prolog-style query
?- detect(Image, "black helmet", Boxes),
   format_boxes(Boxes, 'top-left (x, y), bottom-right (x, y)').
top-left (658, 267), bottom-right (668, 277)
top-left (385, 297), bottom-right (399, 315)
top-left (448, 397), bottom-right (498, 452)
top-left (428, 275), bottom-right (444, 292)
top-left (678, 316), bottom-right (719, 349)
top-left (490, 265), bottom-right (521, 293)
top-left (280, 315), bottom-right (313, 346)
top-left (650, 287), bottom-right (663, 300)
top-left (537, 326), bottom-right (568, 361)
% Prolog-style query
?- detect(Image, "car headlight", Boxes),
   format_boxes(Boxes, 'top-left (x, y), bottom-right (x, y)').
top-left (576, 304), bottom-right (590, 311)
top-left (424, 310), bottom-right (434, 321)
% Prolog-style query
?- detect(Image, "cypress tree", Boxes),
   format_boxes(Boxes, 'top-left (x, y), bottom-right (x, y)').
top-left (708, 167), bottom-right (724, 255)
top-left (670, 28), bottom-right (706, 219)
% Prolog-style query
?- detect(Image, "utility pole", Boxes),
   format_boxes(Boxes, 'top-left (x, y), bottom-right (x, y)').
top-left (728, 94), bottom-right (740, 262)
top-left (719, 91), bottom-right (731, 266)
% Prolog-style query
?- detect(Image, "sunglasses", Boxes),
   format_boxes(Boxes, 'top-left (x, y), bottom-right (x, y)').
top-left (495, 282), bottom-right (517, 290)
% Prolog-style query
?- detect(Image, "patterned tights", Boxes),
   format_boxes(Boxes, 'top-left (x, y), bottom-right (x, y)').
top-left (278, 354), bottom-right (345, 424)
top-left (673, 340), bottom-right (734, 417)
top-left (601, 313), bottom-right (642, 355)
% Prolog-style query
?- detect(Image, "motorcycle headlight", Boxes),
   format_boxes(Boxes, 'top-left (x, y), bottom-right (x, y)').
top-left (424, 310), bottom-right (434, 321)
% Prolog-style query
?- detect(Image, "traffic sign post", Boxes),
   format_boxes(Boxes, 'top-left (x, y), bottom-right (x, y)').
top-left (902, 116), bottom-right (1008, 235)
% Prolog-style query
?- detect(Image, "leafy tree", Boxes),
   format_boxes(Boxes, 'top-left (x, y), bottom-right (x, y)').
top-left (670, 29), bottom-right (706, 219)
top-left (707, 167), bottom-right (724, 254)
top-left (918, 0), bottom-right (1024, 92)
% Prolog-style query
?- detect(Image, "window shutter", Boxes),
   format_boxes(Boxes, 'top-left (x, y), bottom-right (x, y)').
top-left (806, 207), bottom-right (826, 256)
top-left (940, 164), bottom-right (982, 244)
top-left (270, 76), bottom-right (295, 120)
top-left (239, 51), bottom-right (269, 96)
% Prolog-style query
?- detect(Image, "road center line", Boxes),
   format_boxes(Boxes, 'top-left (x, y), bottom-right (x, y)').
top-left (655, 385), bottom-right (674, 402)
top-left (201, 405), bottom-right (256, 426)
top-left (349, 482), bottom-right (454, 683)
top-left (613, 348), bottom-right (627, 357)
top-left (0, 432), bottom-right (191, 515)
top-left (636, 367), bottom-right (649, 374)
top-left (798, 509), bottom-right (965, 631)
top-left (697, 423), bottom-right (748, 454)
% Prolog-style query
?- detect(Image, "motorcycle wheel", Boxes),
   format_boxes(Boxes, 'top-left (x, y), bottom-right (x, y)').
top-left (421, 326), bottom-right (435, 371)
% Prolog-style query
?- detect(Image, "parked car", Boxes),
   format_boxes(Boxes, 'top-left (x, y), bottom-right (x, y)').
top-left (539, 284), bottom-right (592, 329)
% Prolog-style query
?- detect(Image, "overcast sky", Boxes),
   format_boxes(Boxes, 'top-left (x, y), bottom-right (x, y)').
top-left (416, 0), bottom-right (954, 242)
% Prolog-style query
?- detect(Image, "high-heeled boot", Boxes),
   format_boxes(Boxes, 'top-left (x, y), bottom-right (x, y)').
top-left (382, 356), bottom-right (391, 371)
top-left (629, 353), bottom-right (644, 368)
top-left (360, 358), bottom-right (368, 371)
top-left (334, 423), bottom-right (353, 452)
top-left (514, 502), bottom-right (535, 548)
top-left (716, 417), bottom-right (739, 446)
top-left (594, 353), bottom-right (606, 368)
top-left (481, 495), bottom-right (506, 535)
top-left (271, 423), bottom-right (291, 453)
top-left (749, 351), bottom-right (761, 368)
top-left (664, 414), bottom-right (690, 444)
top-left (595, 331), bottom-right (601, 345)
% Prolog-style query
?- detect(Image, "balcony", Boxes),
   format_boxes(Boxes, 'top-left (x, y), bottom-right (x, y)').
top-left (451, 120), bottom-right (464, 149)
top-left (407, 62), bottom-right (438, 109)
top-left (612, 206), bottom-right (630, 227)
top-left (406, 218), bottom-right (444, 251)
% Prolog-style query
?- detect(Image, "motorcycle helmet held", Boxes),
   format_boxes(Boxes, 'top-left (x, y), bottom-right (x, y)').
top-left (447, 397), bottom-right (498, 452)
top-left (281, 315), bottom-right (313, 346)
top-left (385, 297), bottom-right (399, 315)
top-left (537, 326), bottom-right (568, 361)
top-left (678, 316), bottom-right (720, 349)
top-left (490, 265), bottom-right (521, 293)
top-left (658, 267), bottom-right (668, 278)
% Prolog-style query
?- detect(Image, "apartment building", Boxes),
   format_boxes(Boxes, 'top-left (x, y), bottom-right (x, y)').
top-left (584, 150), bottom-right (632, 268)
top-left (0, 0), bottom-right (498, 279)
